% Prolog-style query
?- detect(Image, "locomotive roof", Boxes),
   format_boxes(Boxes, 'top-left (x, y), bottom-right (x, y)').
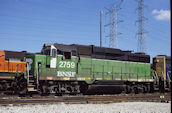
top-left (50, 43), bottom-right (149, 56)
top-left (4, 50), bottom-right (26, 60)
top-left (42, 43), bottom-right (150, 63)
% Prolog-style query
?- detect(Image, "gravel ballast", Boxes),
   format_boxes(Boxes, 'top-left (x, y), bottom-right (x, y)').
top-left (0, 102), bottom-right (171, 113)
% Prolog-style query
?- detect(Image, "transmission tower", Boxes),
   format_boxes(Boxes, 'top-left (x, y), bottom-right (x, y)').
top-left (136, 0), bottom-right (147, 53)
top-left (104, 0), bottom-right (123, 48)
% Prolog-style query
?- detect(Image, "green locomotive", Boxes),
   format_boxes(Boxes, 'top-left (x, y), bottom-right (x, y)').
top-left (25, 43), bottom-right (154, 94)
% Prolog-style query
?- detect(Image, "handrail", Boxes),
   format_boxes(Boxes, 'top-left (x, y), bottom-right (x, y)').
top-left (36, 64), bottom-right (41, 89)
top-left (15, 64), bottom-right (19, 77)
top-left (153, 71), bottom-right (159, 86)
top-left (166, 71), bottom-right (171, 89)
top-left (167, 71), bottom-right (171, 81)
top-left (26, 63), bottom-right (30, 86)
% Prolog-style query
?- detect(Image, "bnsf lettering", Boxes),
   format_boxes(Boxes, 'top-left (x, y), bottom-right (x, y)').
top-left (59, 61), bottom-right (75, 68)
top-left (57, 71), bottom-right (76, 77)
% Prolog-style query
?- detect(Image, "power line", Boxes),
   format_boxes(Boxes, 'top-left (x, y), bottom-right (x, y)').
top-left (0, 23), bottom-right (98, 35)
top-left (0, 32), bottom-right (98, 39)
top-left (118, 13), bottom-right (170, 38)
top-left (0, 14), bottom-right (98, 26)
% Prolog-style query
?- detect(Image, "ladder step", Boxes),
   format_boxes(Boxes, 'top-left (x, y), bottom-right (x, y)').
top-left (28, 80), bottom-right (35, 82)
top-left (27, 74), bottom-right (38, 92)
top-left (27, 87), bottom-right (37, 92)
top-left (28, 84), bottom-right (36, 87)
top-left (29, 78), bottom-right (35, 80)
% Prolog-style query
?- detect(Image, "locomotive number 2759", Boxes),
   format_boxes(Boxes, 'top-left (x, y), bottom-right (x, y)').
top-left (59, 61), bottom-right (75, 68)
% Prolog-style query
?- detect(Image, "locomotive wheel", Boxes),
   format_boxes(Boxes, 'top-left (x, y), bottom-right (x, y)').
top-left (142, 85), bottom-right (147, 93)
top-left (146, 84), bottom-right (151, 93)
top-left (0, 80), bottom-right (9, 91)
top-left (12, 74), bottom-right (27, 95)
top-left (131, 86), bottom-right (138, 94)
top-left (79, 83), bottom-right (88, 95)
top-left (41, 85), bottom-right (49, 96)
top-left (18, 80), bottom-right (27, 95)
top-left (134, 87), bottom-right (139, 94)
top-left (125, 85), bottom-right (131, 94)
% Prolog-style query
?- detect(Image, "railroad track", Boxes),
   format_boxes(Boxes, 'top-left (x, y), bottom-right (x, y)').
top-left (0, 93), bottom-right (171, 105)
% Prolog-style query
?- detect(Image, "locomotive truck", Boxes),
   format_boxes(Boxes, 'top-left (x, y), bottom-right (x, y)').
top-left (0, 43), bottom-right (171, 95)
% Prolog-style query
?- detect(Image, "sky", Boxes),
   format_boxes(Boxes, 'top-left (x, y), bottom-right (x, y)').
top-left (0, 0), bottom-right (171, 62)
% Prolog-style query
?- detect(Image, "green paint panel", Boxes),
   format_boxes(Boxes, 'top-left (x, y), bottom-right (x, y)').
top-left (26, 54), bottom-right (153, 84)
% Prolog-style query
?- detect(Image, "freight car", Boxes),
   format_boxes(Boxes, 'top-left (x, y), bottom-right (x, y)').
top-left (0, 50), bottom-right (26, 92)
top-left (24, 43), bottom-right (154, 95)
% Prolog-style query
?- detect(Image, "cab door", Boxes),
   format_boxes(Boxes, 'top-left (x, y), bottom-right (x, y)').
top-left (50, 45), bottom-right (57, 68)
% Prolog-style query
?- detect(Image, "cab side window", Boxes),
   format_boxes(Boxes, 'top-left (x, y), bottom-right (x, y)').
top-left (44, 50), bottom-right (50, 55)
top-left (51, 49), bottom-right (57, 57)
top-left (63, 52), bottom-right (71, 60)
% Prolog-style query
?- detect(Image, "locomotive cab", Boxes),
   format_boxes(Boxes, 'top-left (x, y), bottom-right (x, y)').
top-left (26, 44), bottom-right (78, 94)
top-left (42, 44), bottom-right (57, 68)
